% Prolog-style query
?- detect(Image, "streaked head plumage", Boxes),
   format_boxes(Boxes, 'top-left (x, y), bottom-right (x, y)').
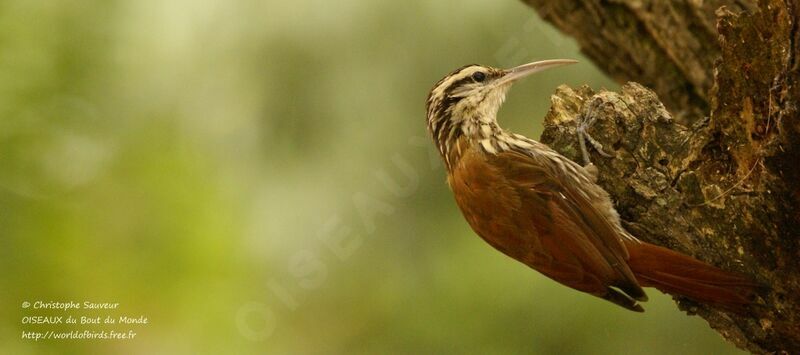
top-left (426, 64), bottom-right (509, 130)
top-left (425, 60), bottom-right (578, 168)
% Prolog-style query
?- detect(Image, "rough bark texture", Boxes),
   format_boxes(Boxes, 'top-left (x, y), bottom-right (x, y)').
top-left (522, 0), bottom-right (800, 353)
top-left (525, 0), bottom-right (760, 119)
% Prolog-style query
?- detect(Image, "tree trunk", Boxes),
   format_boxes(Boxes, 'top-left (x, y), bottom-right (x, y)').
top-left (521, 0), bottom-right (800, 353)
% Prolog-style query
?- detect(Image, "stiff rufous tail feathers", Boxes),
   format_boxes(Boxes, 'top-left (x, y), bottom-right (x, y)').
top-left (626, 241), bottom-right (761, 313)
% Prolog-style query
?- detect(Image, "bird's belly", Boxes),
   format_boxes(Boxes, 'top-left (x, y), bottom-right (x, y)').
top-left (458, 201), bottom-right (533, 261)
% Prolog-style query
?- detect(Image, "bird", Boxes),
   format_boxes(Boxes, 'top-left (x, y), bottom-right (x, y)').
top-left (425, 59), bottom-right (759, 312)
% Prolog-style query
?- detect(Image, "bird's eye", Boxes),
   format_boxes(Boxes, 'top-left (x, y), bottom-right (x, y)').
top-left (472, 72), bottom-right (486, 82)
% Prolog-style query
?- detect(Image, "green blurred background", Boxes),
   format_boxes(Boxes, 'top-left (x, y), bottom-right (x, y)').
top-left (0, 1), bottom-right (745, 354)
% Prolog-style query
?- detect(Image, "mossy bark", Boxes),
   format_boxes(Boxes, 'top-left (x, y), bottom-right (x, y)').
top-left (523, 0), bottom-right (800, 353)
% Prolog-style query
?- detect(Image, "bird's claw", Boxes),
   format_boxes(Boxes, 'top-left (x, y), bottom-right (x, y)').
top-left (577, 102), bottom-right (615, 167)
top-left (578, 124), bottom-right (615, 157)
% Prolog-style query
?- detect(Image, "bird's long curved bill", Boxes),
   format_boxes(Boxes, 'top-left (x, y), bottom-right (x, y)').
top-left (495, 59), bottom-right (578, 86)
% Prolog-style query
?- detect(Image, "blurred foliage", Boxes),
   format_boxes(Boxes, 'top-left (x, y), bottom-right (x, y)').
top-left (0, 1), bottom-right (744, 354)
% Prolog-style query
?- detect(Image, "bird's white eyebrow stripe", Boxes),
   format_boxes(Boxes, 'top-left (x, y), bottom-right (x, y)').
top-left (432, 66), bottom-right (485, 97)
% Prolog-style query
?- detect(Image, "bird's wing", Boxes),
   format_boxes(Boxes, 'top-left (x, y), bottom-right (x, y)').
top-left (488, 149), bottom-right (645, 301)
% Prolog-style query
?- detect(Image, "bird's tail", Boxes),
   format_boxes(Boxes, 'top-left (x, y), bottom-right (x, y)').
top-left (626, 241), bottom-right (761, 313)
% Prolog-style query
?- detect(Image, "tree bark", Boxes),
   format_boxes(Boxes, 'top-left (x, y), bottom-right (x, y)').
top-left (522, 0), bottom-right (800, 353)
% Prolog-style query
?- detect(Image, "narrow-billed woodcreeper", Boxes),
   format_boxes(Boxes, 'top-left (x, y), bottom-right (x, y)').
top-left (426, 60), bottom-right (757, 312)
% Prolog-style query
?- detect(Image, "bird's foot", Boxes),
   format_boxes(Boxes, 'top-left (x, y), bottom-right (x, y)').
top-left (577, 102), bottom-right (615, 167)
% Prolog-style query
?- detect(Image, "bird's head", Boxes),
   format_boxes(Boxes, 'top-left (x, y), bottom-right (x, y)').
top-left (425, 60), bottom-right (577, 158)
